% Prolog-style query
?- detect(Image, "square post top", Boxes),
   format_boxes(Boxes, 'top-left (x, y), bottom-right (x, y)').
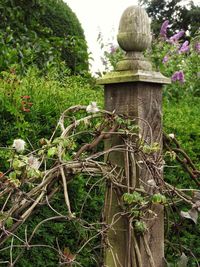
top-left (97, 5), bottom-right (171, 86)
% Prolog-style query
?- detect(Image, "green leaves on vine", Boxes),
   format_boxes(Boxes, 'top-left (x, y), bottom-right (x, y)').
top-left (123, 192), bottom-right (144, 205)
top-left (151, 193), bottom-right (167, 204)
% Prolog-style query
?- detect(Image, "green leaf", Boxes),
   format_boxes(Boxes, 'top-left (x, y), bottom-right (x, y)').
top-left (152, 193), bottom-right (166, 204)
top-left (9, 171), bottom-right (17, 180)
top-left (13, 158), bottom-right (26, 170)
top-left (135, 221), bottom-right (147, 233)
top-left (27, 168), bottom-right (41, 179)
top-left (52, 137), bottom-right (63, 145)
top-left (5, 217), bottom-right (13, 228)
top-left (38, 149), bottom-right (45, 156)
top-left (8, 172), bottom-right (21, 187)
top-left (123, 192), bottom-right (143, 204)
top-left (47, 147), bottom-right (57, 157)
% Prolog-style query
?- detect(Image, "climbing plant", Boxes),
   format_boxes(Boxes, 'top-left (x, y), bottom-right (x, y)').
top-left (0, 105), bottom-right (199, 266)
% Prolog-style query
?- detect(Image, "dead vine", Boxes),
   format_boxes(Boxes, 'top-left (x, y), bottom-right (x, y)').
top-left (0, 105), bottom-right (199, 266)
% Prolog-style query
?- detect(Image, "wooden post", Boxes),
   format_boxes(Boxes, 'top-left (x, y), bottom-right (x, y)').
top-left (98, 6), bottom-right (171, 267)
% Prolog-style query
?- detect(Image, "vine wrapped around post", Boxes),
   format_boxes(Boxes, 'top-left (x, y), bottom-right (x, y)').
top-left (98, 5), bottom-right (170, 267)
top-left (0, 104), bottom-right (199, 266)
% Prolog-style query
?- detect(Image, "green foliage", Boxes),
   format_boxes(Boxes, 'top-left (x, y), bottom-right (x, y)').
top-left (140, 0), bottom-right (200, 37)
top-left (148, 35), bottom-right (200, 100)
top-left (97, 30), bottom-right (200, 101)
top-left (134, 221), bottom-right (147, 233)
top-left (123, 192), bottom-right (144, 205)
top-left (0, 67), bottom-right (103, 173)
top-left (163, 96), bottom-right (200, 265)
top-left (0, 0), bottom-right (88, 74)
top-left (164, 97), bottom-right (200, 170)
top-left (0, 14), bottom-right (200, 265)
top-left (2, 188), bottom-right (104, 266)
top-left (0, 68), bottom-right (104, 266)
top-left (97, 22), bottom-right (200, 264)
top-left (96, 32), bottom-right (124, 75)
top-left (151, 193), bottom-right (167, 204)
top-left (39, 0), bottom-right (89, 73)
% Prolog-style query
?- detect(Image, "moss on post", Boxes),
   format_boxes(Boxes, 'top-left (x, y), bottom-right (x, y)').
top-left (98, 5), bottom-right (170, 267)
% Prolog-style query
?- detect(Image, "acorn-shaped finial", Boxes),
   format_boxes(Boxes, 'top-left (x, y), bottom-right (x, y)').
top-left (97, 6), bottom-right (171, 85)
top-left (116, 6), bottom-right (152, 71)
top-left (117, 6), bottom-right (151, 52)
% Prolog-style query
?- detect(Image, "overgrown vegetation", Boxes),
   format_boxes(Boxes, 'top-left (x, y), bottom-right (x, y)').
top-left (0, 70), bottom-right (199, 266)
top-left (0, 3), bottom-right (199, 266)
top-left (0, 69), bottom-right (103, 266)
top-left (0, 68), bottom-right (101, 147)
top-left (140, 0), bottom-right (200, 37)
top-left (0, 101), bottom-right (199, 266)
top-left (0, 0), bottom-right (88, 74)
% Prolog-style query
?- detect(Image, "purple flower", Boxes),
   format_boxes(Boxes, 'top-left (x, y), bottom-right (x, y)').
top-left (162, 55), bottom-right (169, 63)
top-left (110, 44), bottom-right (117, 54)
top-left (194, 42), bottom-right (200, 53)
top-left (160, 20), bottom-right (169, 38)
top-left (179, 41), bottom-right (190, 53)
top-left (171, 70), bottom-right (185, 83)
top-left (169, 30), bottom-right (185, 44)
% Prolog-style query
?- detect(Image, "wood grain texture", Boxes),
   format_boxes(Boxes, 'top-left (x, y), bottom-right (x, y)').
top-left (104, 82), bottom-right (164, 267)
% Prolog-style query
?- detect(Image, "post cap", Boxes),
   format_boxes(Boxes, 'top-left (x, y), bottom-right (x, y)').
top-left (117, 6), bottom-right (152, 52)
top-left (97, 6), bottom-right (171, 85)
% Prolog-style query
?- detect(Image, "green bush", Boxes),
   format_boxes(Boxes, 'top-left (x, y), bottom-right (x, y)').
top-left (150, 37), bottom-right (200, 100)
top-left (0, 68), bottom-right (104, 266)
top-left (0, 19), bottom-right (200, 264)
top-left (0, 0), bottom-right (88, 74)
top-left (38, 0), bottom-right (89, 73)
top-left (164, 96), bottom-right (200, 168)
top-left (163, 96), bottom-right (200, 265)
top-left (0, 67), bottom-right (103, 165)
top-left (1, 183), bottom-right (104, 267)
top-left (1, 71), bottom-right (199, 266)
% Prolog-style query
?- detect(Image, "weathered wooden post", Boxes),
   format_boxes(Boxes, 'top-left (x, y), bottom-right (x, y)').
top-left (98, 5), bottom-right (171, 267)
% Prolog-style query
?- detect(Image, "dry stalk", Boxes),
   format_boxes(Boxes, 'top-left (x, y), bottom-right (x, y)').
top-left (0, 106), bottom-right (199, 266)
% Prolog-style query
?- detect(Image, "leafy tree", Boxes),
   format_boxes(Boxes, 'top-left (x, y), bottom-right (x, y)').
top-left (38, 0), bottom-right (89, 72)
top-left (140, 0), bottom-right (200, 37)
top-left (0, 0), bottom-right (88, 74)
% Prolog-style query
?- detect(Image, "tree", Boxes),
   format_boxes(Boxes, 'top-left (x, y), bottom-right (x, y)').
top-left (140, 0), bottom-right (200, 37)
top-left (38, 0), bottom-right (89, 73)
top-left (0, 0), bottom-right (88, 74)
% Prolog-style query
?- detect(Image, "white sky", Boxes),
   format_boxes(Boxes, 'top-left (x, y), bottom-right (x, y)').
top-left (65, 0), bottom-right (200, 74)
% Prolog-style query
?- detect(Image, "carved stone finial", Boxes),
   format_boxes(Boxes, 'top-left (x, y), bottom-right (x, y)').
top-left (116, 6), bottom-right (152, 71)
top-left (97, 5), bottom-right (171, 85)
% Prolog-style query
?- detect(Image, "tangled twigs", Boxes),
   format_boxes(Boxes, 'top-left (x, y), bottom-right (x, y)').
top-left (75, 124), bottom-right (119, 159)
top-left (0, 105), bottom-right (199, 265)
top-left (142, 234), bottom-right (156, 267)
top-left (164, 133), bottom-right (200, 187)
top-left (131, 229), bottom-right (142, 267)
top-left (60, 166), bottom-right (72, 216)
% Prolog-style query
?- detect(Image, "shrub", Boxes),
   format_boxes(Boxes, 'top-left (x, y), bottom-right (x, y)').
top-left (163, 96), bottom-right (200, 264)
top-left (150, 36), bottom-right (200, 100)
top-left (0, 91), bottom-right (199, 266)
top-left (0, 0), bottom-right (88, 74)
top-left (0, 19), bottom-right (200, 265)
top-left (0, 68), bottom-right (104, 266)
top-left (38, 0), bottom-right (89, 73)
top-left (0, 67), bottom-right (103, 161)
